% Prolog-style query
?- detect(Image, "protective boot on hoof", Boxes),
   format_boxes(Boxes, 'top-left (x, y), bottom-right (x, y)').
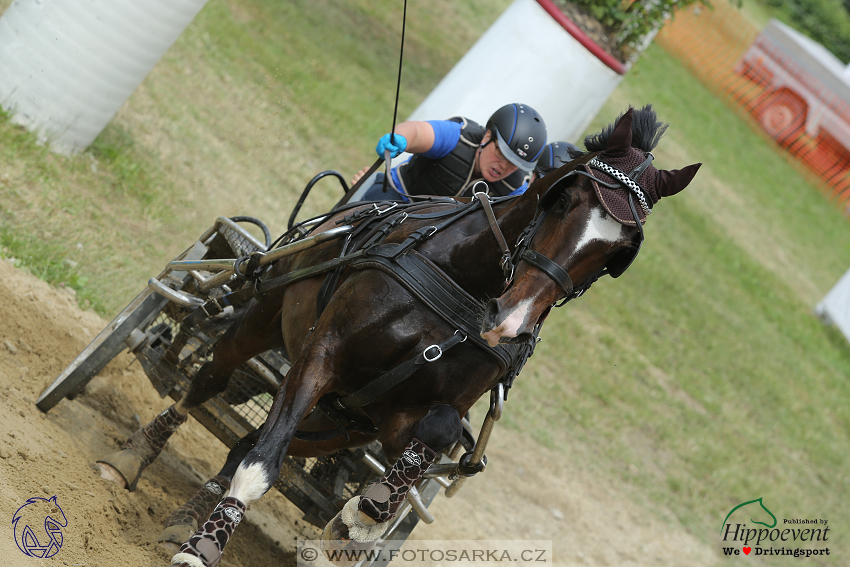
top-left (359, 438), bottom-right (436, 523)
top-left (320, 496), bottom-right (387, 567)
top-left (158, 475), bottom-right (231, 551)
top-left (170, 496), bottom-right (245, 567)
top-left (98, 405), bottom-right (187, 491)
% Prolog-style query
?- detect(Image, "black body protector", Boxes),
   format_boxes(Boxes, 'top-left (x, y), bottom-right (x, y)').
top-left (396, 117), bottom-right (527, 198)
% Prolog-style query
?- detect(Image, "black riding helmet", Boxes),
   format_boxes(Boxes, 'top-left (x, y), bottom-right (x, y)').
top-left (535, 141), bottom-right (584, 178)
top-left (485, 103), bottom-right (547, 172)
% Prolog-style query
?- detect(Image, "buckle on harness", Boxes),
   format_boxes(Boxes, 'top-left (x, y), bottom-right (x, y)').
top-left (423, 344), bottom-right (442, 362)
top-left (472, 180), bottom-right (490, 198)
top-left (372, 202), bottom-right (399, 216)
top-left (202, 297), bottom-right (225, 317)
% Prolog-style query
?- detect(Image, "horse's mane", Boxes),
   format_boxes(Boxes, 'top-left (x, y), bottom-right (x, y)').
top-left (584, 104), bottom-right (668, 153)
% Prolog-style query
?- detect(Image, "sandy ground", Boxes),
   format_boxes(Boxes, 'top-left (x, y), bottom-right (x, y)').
top-left (0, 257), bottom-right (719, 566)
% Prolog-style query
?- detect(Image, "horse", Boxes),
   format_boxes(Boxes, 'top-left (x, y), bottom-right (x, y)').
top-left (94, 105), bottom-right (700, 567)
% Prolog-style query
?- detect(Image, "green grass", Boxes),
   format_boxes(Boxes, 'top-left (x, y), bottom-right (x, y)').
top-left (0, 110), bottom-right (179, 313)
top-left (2, 0), bottom-right (850, 562)
top-left (500, 42), bottom-right (850, 558)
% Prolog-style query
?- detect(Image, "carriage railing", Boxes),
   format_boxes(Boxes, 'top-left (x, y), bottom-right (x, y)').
top-left (129, 215), bottom-right (500, 532)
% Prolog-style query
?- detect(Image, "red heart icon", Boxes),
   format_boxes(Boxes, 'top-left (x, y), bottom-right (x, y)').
top-left (743, 547), bottom-right (751, 555)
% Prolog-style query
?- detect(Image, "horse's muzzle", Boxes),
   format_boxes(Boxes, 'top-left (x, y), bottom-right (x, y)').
top-left (482, 298), bottom-right (500, 335)
top-left (480, 299), bottom-right (532, 347)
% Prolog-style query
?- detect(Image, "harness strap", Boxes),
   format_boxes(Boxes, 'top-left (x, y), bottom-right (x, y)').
top-left (294, 396), bottom-right (379, 441)
top-left (335, 331), bottom-right (467, 410)
top-left (254, 250), bottom-right (366, 296)
top-left (628, 152), bottom-right (655, 181)
top-left (181, 285), bottom-right (255, 328)
top-left (185, 200), bottom-right (488, 328)
top-left (351, 245), bottom-right (517, 372)
top-left (519, 250), bottom-right (574, 298)
top-left (475, 191), bottom-right (513, 282)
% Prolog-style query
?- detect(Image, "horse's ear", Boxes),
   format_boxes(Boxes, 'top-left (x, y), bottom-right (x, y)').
top-left (656, 163), bottom-right (702, 197)
top-left (606, 107), bottom-right (634, 158)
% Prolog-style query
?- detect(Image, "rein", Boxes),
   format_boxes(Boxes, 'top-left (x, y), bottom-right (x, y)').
top-left (474, 190), bottom-right (514, 285)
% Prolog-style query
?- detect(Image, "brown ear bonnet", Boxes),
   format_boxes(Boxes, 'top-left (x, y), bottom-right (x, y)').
top-left (587, 107), bottom-right (701, 226)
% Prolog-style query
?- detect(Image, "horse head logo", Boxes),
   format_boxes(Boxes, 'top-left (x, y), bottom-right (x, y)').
top-left (720, 497), bottom-right (777, 534)
top-left (12, 495), bottom-right (68, 558)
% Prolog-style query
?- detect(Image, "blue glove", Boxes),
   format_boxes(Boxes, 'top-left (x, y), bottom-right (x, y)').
top-left (375, 133), bottom-right (407, 159)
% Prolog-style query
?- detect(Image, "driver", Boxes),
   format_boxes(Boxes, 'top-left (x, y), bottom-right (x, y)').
top-left (507, 140), bottom-right (585, 196)
top-left (354, 103), bottom-right (548, 202)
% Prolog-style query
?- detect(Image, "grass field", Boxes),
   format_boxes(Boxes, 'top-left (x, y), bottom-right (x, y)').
top-left (509, 41), bottom-right (850, 555)
top-left (2, 0), bottom-right (849, 562)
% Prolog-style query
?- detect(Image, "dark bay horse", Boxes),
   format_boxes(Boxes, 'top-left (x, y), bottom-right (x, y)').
top-left (95, 106), bottom-right (700, 567)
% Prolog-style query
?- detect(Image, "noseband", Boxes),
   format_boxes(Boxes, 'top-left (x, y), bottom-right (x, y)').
top-left (507, 152), bottom-right (653, 307)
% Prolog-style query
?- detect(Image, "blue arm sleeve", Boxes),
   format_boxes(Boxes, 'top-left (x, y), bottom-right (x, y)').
top-left (507, 183), bottom-right (529, 196)
top-left (420, 121), bottom-right (462, 159)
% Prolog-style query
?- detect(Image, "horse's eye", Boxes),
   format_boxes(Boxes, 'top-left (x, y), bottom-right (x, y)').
top-left (556, 192), bottom-right (572, 213)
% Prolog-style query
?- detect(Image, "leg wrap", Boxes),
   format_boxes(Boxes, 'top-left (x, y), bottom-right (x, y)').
top-left (97, 405), bottom-right (187, 490)
top-left (358, 438), bottom-right (436, 523)
top-left (159, 475), bottom-right (231, 545)
top-left (124, 405), bottom-right (187, 467)
top-left (171, 496), bottom-right (246, 567)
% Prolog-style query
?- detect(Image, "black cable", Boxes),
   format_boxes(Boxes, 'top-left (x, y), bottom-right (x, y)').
top-left (382, 0), bottom-right (408, 195)
top-left (390, 0), bottom-right (407, 147)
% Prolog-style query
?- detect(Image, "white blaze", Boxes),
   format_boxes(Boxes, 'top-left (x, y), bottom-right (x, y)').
top-left (569, 208), bottom-right (625, 264)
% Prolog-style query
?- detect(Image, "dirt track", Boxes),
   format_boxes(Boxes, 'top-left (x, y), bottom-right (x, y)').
top-left (0, 257), bottom-right (718, 566)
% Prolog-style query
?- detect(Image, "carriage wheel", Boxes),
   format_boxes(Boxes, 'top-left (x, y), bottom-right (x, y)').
top-left (36, 242), bottom-right (207, 412)
top-left (757, 89), bottom-right (806, 145)
top-left (36, 287), bottom-right (169, 412)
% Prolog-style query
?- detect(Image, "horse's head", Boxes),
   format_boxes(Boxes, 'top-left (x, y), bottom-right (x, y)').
top-left (481, 105), bottom-right (701, 346)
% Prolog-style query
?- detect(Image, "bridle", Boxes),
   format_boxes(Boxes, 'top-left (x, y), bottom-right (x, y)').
top-left (493, 151), bottom-right (655, 308)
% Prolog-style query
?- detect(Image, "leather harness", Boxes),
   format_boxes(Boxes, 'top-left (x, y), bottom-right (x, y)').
top-left (187, 153), bottom-right (652, 441)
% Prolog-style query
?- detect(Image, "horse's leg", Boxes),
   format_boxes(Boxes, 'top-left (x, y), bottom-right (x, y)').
top-left (321, 404), bottom-right (462, 566)
top-left (169, 342), bottom-right (335, 567)
top-left (157, 428), bottom-right (262, 552)
top-left (98, 298), bottom-right (284, 490)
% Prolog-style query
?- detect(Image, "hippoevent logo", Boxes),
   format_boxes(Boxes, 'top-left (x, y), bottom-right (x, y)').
top-left (12, 495), bottom-right (68, 558)
top-left (720, 497), bottom-right (830, 558)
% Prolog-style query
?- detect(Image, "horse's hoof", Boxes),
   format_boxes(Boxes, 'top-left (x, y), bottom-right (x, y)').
top-left (158, 522), bottom-right (196, 548)
top-left (96, 448), bottom-right (144, 491)
top-left (320, 497), bottom-right (386, 567)
top-left (97, 461), bottom-right (128, 490)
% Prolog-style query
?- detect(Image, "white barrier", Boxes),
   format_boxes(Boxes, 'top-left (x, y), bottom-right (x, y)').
top-left (0, 0), bottom-right (209, 154)
top-left (816, 268), bottom-right (850, 344)
top-left (407, 0), bottom-right (628, 144)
